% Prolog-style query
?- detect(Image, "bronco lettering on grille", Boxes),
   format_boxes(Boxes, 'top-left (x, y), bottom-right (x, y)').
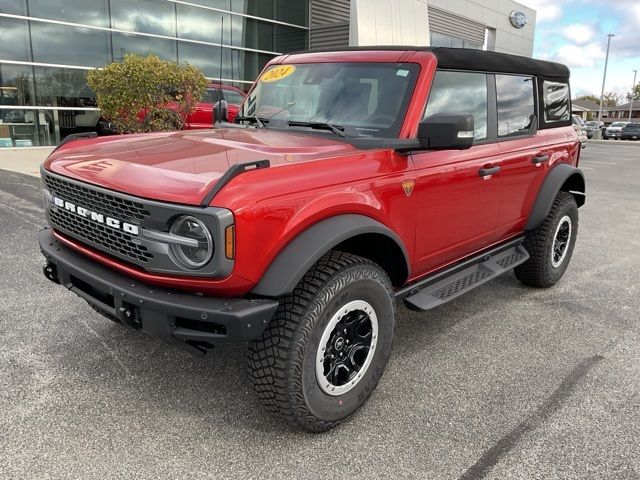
top-left (52, 196), bottom-right (139, 235)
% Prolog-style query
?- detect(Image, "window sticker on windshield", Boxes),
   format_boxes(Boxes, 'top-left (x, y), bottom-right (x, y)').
top-left (261, 65), bottom-right (296, 83)
top-left (396, 69), bottom-right (409, 77)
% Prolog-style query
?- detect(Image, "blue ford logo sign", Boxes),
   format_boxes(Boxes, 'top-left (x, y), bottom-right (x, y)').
top-left (510, 10), bottom-right (527, 29)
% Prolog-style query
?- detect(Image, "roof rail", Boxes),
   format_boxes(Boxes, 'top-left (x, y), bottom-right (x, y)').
top-left (200, 159), bottom-right (270, 207)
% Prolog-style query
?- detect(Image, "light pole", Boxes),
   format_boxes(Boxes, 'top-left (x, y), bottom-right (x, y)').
top-left (629, 69), bottom-right (637, 121)
top-left (595, 33), bottom-right (614, 139)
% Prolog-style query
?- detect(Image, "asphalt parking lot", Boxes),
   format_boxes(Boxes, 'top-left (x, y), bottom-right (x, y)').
top-left (1, 142), bottom-right (639, 479)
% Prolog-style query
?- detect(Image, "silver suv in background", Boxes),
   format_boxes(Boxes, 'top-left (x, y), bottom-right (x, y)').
top-left (604, 121), bottom-right (630, 140)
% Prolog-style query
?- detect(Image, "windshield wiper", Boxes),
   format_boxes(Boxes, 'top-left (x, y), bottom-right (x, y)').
top-left (234, 115), bottom-right (267, 128)
top-left (287, 121), bottom-right (347, 138)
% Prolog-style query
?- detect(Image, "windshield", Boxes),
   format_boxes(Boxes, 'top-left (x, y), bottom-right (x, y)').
top-left (611, 122), bottom-right (628, 127)
top-left (238, 62), bottom-right (420, 138)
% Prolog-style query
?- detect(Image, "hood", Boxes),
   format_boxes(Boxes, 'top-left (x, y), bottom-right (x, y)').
top-left (45, 128), bottom-right (356, 206)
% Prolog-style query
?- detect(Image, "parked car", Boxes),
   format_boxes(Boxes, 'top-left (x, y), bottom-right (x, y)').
top-left (583, 120), bottom-right (600, 139)
top-left (620, 123), bottom-right (640, 140)
top-left (137, 84), bottom-right (246, 130)
top-left (39, 47), bottom-right (584, 432)
top-left (572, 114), bottom-right (588, 141)
top-left (603, 121), bottom-right (630, 140)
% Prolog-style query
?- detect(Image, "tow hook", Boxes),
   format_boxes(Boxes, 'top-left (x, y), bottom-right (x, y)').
top-left (43, 263), bottom-right (60, 284)
top-left (119, 305), bottom-right (141, 329)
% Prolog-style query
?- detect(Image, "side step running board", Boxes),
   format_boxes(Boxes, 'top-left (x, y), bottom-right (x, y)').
top-left (397, 238), bottom-right (529, 312)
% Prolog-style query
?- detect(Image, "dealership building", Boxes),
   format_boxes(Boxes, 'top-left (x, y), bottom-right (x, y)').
top-left (0, 0), bottom-right (535, 148)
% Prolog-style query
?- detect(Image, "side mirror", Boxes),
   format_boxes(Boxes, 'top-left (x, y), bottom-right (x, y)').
top-left (213, 100), bottom-right (229, 124)
top-left (417, 113), bottom-right (475, 149)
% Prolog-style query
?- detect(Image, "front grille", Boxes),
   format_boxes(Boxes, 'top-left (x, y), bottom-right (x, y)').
top-left (49, 208), bottom-right (153, 263)
top-left (44, 173), bottom-right (153, 264)
top-left (44, 174), bottom-right (150, 221)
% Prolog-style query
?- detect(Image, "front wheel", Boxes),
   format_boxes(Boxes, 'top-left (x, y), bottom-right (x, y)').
top-left (248, 251), bottom-right (395, 432)
top-left (515, 191), bottom-right (578, 288)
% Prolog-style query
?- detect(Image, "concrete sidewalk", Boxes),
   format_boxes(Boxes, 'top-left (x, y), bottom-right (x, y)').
top-left (0, 147), bottom-right (53, 177)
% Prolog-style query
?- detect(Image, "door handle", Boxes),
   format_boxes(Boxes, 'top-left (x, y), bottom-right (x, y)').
top-left (532, 155), bottom-right (549, 164)
top-left (478, 166), bottom-right (500, 177)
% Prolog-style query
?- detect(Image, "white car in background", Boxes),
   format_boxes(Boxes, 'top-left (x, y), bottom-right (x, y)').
top-left (603, 121), bottom-right (630, 140)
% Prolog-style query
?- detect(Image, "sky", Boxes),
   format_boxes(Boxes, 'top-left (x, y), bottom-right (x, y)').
top-left (518, 0), bottom-right (640, 100)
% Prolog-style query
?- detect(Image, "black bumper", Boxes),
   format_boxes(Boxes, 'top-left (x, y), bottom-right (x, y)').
top-left (39, 229), bottom-right (279, 351)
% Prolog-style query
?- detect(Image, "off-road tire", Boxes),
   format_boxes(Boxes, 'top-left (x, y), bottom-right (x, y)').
top-left (89, 303), bottom-right (121, 323)
top-left (248, 251), bottom-right (395, 433)
top-left (515, 191), bottom-right (578, 288)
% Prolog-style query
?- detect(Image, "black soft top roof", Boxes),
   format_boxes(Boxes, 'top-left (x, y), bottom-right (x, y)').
top-left (297, 46), bottom-right (570, 79)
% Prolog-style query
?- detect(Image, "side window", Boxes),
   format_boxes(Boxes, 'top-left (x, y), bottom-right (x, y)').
top-left (496, 74), bottom-right (535, 137)
top-left (203, 88), bottom-right (221, 104)
top-left (543, 81), bottom-right (570, 122)
top-left (424, 71), bottom-right (487, 140)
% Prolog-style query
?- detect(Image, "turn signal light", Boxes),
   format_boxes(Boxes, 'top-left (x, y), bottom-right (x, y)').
top-left (225, 225), bottom-right (235, 259)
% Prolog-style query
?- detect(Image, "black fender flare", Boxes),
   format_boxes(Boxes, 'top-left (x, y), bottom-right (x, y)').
top-left (525, 163), bottom-right (585, 230)
top-left (251, 214), bottom-right (410, 297)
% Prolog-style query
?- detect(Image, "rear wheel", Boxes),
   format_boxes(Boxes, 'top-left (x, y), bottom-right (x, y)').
top-left (515, 191), bottom-right (578, 288)
top-left (248, 251), bottom-right (395, 432)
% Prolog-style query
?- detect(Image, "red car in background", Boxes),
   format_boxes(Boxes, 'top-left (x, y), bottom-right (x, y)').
top-left (184, 83), bottom-right (246, 128)
top-left (137, 83), bottom-right (246, 130)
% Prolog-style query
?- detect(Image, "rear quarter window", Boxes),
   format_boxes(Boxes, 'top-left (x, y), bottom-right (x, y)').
top-left (543, 81), bottom-right (570, 122)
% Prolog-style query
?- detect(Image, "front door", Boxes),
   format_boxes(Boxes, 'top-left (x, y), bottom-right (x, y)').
top-left (411, 70), bottom-right (501, 275)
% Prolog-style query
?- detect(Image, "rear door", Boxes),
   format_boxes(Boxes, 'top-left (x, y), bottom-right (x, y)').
top-left (410, 70), bottom-right (502, 274)
top-left (493, 74), bottom-right (551, 237)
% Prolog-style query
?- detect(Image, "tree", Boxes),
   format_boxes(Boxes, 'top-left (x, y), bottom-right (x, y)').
top-left (626, 83), bottom-right (640, 103)
top-left (602, 92), bottom-right (620, 107)
top-left (87, 54), bottom-right (208, 133)
top-left (575, 94), bottom-right (600, 104)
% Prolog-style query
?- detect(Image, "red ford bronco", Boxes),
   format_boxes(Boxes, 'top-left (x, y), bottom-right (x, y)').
top-left (39, 47), bottom-right (584, 432)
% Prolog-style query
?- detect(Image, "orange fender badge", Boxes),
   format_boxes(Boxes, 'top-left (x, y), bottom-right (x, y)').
top-left (402, 180), bottom-right (415, 196)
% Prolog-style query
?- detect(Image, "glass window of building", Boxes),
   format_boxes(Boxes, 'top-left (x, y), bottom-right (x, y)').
top-left (34, 67), bottom-right (95, 107)
top-left (232, 0), bottom-right (275, 21)
top-left (28, 0), bottom-right (110, 27)
top-left (0, 18), bottom-right (31, 62)
top-left (112, 33), bottom-right (178, 62)
top-left (110, 0), bottom-right (176, 36)
top-left (0, 64), bottom-right (34, 106)
top-left (424, 71), bottom-right (488, 140)
top-left (177, 4), bottom-right (231, 44)
top-left (0, 0), bottom-right (27, 15)
top-left (31, 22), bottom-right (111, 67)
top-left (496, 74), bottom-right (535, 137)
top-left (274, 0), bottom-right (309, 26)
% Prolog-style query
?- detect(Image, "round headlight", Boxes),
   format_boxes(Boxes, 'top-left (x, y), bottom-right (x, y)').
top-left (169, 215), bottom-right (213, 269)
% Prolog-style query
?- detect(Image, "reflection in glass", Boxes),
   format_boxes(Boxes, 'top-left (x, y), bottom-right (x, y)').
top-left (424, 71), bottom-right (487, 140)
top-left (31, 22), bottom-right (110, 67)
top-left (0, 64), bottom-right (34, 106)
top-left (240, 62), bottom-right (419, 138)
top-left (34, 67), bottom-right (95, 107)
top-left (496, 74), bottom-right (534, 137)
top-left (28, 0), bottom-right (109, 27)
top-left (0, 0), bottom-right (26, 15)
top-left (0, 109), bottom-right (53, 147)
top-left (110, 0), bottom-right (176, 36)
top-left (177, 4), bottom-right (231, 44)
top-left (544, 81), bottom-right (570, 122)
top-left (0, 18), bottom-right (31, 62)
top-left (178, 43), bottom-right (232, 79)
top-left (112, 33), bottom-right (177, 62)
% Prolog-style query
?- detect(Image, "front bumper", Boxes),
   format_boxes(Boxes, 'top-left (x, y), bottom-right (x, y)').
top-left (39, 228), bottom-right (279, 352)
